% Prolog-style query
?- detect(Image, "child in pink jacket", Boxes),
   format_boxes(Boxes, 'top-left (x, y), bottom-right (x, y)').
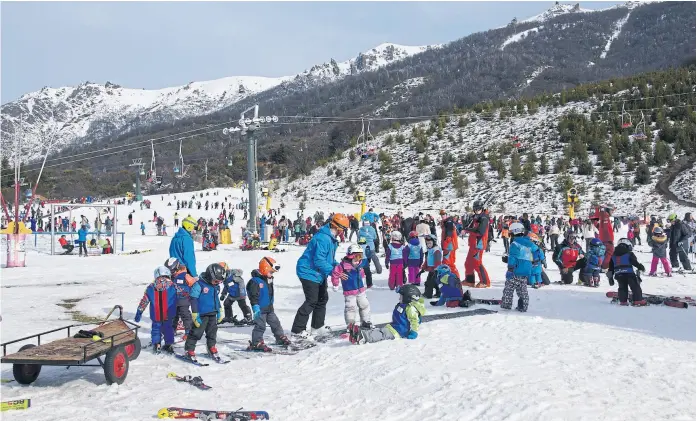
top-left (331, 245), bottom-right (372, 330)
top-left (385, 231), bottom-right (408, 290)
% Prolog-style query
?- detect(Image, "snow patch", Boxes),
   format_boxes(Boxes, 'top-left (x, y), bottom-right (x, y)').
top-left (670, 165), bottom-right (696, 204)
top-left (600, 11), bottom-right (632, 59)
top-left (501, 26), bottom-right (543, 50)
top-left (525, 66), bottom-right (551, 87)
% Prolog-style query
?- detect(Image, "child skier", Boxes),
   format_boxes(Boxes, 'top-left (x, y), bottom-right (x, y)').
top-left (528, 233), bottom-right (546, 288)
top-left (358, 237), bottom-right (382, 288)
top-left (331, 244), bottom-right (372, 330)
top-left (165, 257), bottom-right (196, 340)
top-left (246, 257), bottom-right (292, 351)
top-left (349, 284), bottom-right (425, 344)
top-left (422, 234), bottom-right (443, 299)
top-left (580, 238), bottom-right (605, 287)
top-left (135, 266), bottom-right (179, 353)
top-left (220, 268), bottom-right (254, 325)
top-left (501, 222), bottom-right (537, 312)
top-left (183, 263), bottom-right (226, 363)
top-left (406, 231), bottom-right (424, 285)
top-left (429, 264), bottom-right (464, 307)
top-left (607, 238), bottom-right (647, 306)
top-left (385, 230), bottom-right (408, 290)
top-left (648, 227), bottom-right (671, 277)
top-left (140, 221), bottom-right (145, 235)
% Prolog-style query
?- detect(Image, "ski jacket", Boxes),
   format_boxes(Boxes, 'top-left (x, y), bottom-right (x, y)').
top-left (415, 223), bottom-right (431, 238)
top-left (422, 246), bottom-right (442, 271)
top-left (609, 244), bottom-right (644, 277)
top-left (583, 251), bottom-right (603, 274)
top-left (436, 270), bottom-right (463, 301)
top-left (296, 225), bottom-right (338, 284)
top-left (465, 213), bottom-right (489, 250)
top-left (190, 278), bottom-right (221, 315)
top-left (137, 276), bottom-right (178, 322)
top-left (387, 298), bottom-right (426, 338)
top-left (385, 242), bottom-right (408, 266)
top-left (582, 224), bottom-right (598, 239)
top-left (331, 258), bottom-right (366, 296)
top-left (531, 246), bottom-right (546, 275)
top-left (508, 236), bottom-right (537, 278)
top-left (648, 235), bottom-right (668, 258)
top-left (77, 227), bottom-right (88, 242)
top-left (221, 269), bottom-right (246, 300)
top-left (406, 238), bottom-right (423, 266)
top-left (358, 225), bottom-right (378, 244)
top-left (361, 211), bottom-right (380, 224)
top-left (669, 220), bottom-right (691, 248)
top-left (246, 270), bottom-right (275, 311)
top-left (554, 241), bottom-right (584, 269)
top-left (169, 227), bottom-right (198, 277)
top-left (172, 267), bottom-right (196, 298)
top-left (597, 210), bottom-right (614, 243)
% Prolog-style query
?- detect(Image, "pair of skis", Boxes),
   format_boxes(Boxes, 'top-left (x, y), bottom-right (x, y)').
top-left (606, 291), bottom-right (694, 308)
top-left (167, 372), bottom-right (211, 390)
top-left (157, 407), bottom-right (269, 420)
top-left (174, 351), bottom-right (231, 366)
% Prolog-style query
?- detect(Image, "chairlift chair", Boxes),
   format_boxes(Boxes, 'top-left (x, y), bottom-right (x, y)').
top-left (621, 102), bottom-right (632, 129)
top-left (173, 164), bottom-right (180, 174)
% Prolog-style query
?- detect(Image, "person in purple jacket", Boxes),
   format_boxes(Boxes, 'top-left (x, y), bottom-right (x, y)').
top-left (406, 231), bottom-right (424, 285)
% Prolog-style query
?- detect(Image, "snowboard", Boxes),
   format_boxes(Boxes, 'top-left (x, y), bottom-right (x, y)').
top-left (167, 372), bottom-right (212, 390)
top-left (157, 407), bottom-right (269, 420)
top-left (606, 291), bottom-right (693, 308)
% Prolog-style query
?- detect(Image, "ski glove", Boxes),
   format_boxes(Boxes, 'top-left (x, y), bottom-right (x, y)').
top-left (134, 310), bottom-right (143, 323)
top-left (505, 270), bottom-right (514, 281)
top-left (217, 308), bottom-right (224, 324)
top-left (192, 313), bottom-right (202, 328)
top-left (252, 305), bottom-right (261, 320)
top-left (406, 331), bottom-right (418, 340)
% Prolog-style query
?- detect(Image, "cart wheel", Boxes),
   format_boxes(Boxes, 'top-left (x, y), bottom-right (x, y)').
top-left (104, 346), bottom-right (129, 385)
top-left (124, 339), bottom-right (141, 361)
top-left (13, 344), bottom-right (42, 385)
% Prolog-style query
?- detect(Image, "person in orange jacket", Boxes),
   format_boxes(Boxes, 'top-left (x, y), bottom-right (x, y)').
top-left (463, 200), bottom-right (491, 288)
top-left (440, 212), bottom-right (460, 279)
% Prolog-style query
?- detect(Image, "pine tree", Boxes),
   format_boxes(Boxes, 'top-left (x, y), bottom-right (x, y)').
top-left (349, 149), bottom-right (356, 161)
top-left (625, 157), bottom-right (636, 172)
top-left (390, 187), bottom-right (397, 204)
top-left (634, 163), bottom-right (651, 185)
top-left (652, 140), bottom-right (672, 166)
top-left (433, 187), bottom-right (441, 199)
top-left (539, 153), bottom-right (548, 175)
top-left (475, 163), bottom-right (485, 182)
top-left (453, 168), bottom-right (467, 198)
top-left (510, 151), bottom-right (521, 181)
top-left (415, 187), bottom-right (423, 202)
top-left (600, 147), bottom-right (613, 170)
top-left (521, 159), bottom-right (536, 182)
top-left (458, 116), bottom-right (467, 127)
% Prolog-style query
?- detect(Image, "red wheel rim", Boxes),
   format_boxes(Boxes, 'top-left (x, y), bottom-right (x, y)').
top-left (124, 344), bottom-right (135, 357)
top-left (113, 353), bottom-right (126, 378)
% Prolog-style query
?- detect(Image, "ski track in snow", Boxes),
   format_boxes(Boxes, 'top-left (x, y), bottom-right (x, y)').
top-left (1, 187), bottom-right (696, 421)
top-left (600, 11), bottom-right (632, 59)
top-left (500, 26), bottom-right (543, 50)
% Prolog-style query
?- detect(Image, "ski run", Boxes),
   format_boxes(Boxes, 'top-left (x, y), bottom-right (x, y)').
top-left (1, 186), bottom-right (695, 421)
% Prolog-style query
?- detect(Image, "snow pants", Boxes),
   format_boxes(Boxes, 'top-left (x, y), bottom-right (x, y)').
top-left (443, 253), bottom-right (460, 279)
top-left (616, 274), bottom-right (642, 303)
top-left (503, 237), bottom-right (510, 255)
top-left (602, 241), bottom-right (614, 270)
top-left (407, 265), bottom-right (421, 285)
top-left (670, 242), bottom-right (693, 271)
top-left (78, 241), bottom-right (87, 256)
top-left (252, 310), bottom-right (285, 344)
top-left (528, 270), bottom-right (542, 286)
top-left (464, 248), bottom-right (490, 286)
top-left (349, 229), bottom-right (358, 242)
top-left (361, 326), bottom-right (396, 343)
top-left (579, 272), bottom-right (600, 287)
top-left (151, 320), bottom-right (175, 346)
top-left (172, 298), bottom-right (193, 334)
top-left (650, 257), bottom-right (671, 275)
top-left (388, 262), bottom-right (405, 290)
top-left (184, 314), bottom-right (217, 352)
top-left (224, 297), bottom-right (252, 320)
top-left (291, 279), bottom-right (329, 334)
top-left (344, 292), bottom-right (371, 326)
top-left (423, 271), bottom-right (441, 298)
top-left (549, 234), bottom-right (559, 250)
top-left (501, 276), bottom-right (529, 312)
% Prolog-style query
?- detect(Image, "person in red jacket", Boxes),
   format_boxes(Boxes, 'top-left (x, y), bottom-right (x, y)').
top-left (594, 206), bottom-right (615, 270)
top-left (440, 213), bottom-right (460, 279)
top-left (462, 200), bottom-right (491, 288)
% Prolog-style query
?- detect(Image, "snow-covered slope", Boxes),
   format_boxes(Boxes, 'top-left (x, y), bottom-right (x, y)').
top-left (670, 165), bottom-right (696, 204)
top-left (521, 3), bottom-right (593, 23)
top-left (600, 10), bottom-right (633, 59)
top-left (281, 100), bottom-right (695, 218)
top-left (1, 43), bottom-right (436, 162)
top-left (1, 187), bottom-right (695, 421)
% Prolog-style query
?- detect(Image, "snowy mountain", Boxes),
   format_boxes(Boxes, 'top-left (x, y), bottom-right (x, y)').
top-left (1, 43), bottom-right (436, 162)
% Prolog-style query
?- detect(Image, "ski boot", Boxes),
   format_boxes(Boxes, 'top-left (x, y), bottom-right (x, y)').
top-left (152, 343), bottom-right (162, 354)
top-left (619, 301), bottom-right (629, 306)
top-left (240, 316), bottom-right (255, 326)
top-left (218, 316), bottom-right (234, 325)
top-left (632, 299), bottom-right (648, 307)
top-left (183, 350), bottom-right (199, 363)
top-left (161, 344), bottom-right (175, 354)
top-left (348, 323), bottom-right (363, 344)
top-left (475, 283), bottom-right (490, 288)
top-left (275, 335), bottom-right (291, 347)
top-left (207, 346), bottom-right (222, 362)
top-left (360, 322), bottom-right (373, 330)
top-left (647, 272), bottom-right (657, 277)
top-left (311, 326), bottom-right (332, 338)
top-left (247, 340), bottom-right (272, 352)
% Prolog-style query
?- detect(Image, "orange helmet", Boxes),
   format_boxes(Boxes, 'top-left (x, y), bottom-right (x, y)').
top-left (439, 209), bottom-right (447, 216)
top-left (527, 232), bottom-right (540, 243)
top-left (259, 257), bottom-right (280, 277)
top-left (329, 213), bottom-right (349, 230)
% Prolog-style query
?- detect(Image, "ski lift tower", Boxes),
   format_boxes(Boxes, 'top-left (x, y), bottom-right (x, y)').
top-left (223, 106), bottom-right (278, 233)
top-left (129, 159), bottom-right (145, 201)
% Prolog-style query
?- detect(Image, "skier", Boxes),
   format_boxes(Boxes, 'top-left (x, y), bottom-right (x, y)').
top-left (667, 213), bottom-right (693, 273)
top-left (607, 239), bottom-right (646, 306)
top-left (349, 284), bottom-right (425, 344)
top-left (501, 222), bottom-right (536, 312)
top-left (580, 238), bottom-right (605, 287)
top-left (462, 200), bottom-right (491, 288)
top-left (528, 233), bottom-right (546, 288)
top-left (140, 221), bottom-right (145, 235)
top-left (183, 263), bottom-right (226, 363)
top-left (246, 257), bottom-right (292, 351)
top-left (429, 264), bottom-right (464, 307)
top-left (405, 231), bottom-right (424, 285)
top-left (358, 237), bottom-right (381, 288)
top-left (220, 268), bottom-right (253, 324)
top-left (647, 226), bottom-right (671, 277)
top-left (77, 224), bottom-right (88, 257)
top-left (165, 257), bottom-right (196, 340)
top-left (169, 216), bottom-right (199, 277)
top-left (385, 230), bottom-right (408, 290)
top-left (134, 266), bottom-right (179, 354)
top-left (422, 234), bottom-right (443, 299)
top-left (331, 244), bottom-right (372, 331)
top-left (441, 215), bottom-right (460, 279)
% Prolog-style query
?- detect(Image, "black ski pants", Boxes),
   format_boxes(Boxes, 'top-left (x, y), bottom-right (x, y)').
top-left (557, 257), bottom-right (587, 284)
top-left (184, 313), bottom-right (217, 352)
top-left (78, 241), bottom-right (87, 256)
top-left (291, 279), bottom-right (328, 333)
top-left (364, 265), bottom-right (373, 288)
top-left (616, 273), bottom-right (642, 303)
top-left (549, 234), bottom-right (559, 250)
top-left (503, 237), bottom-right (510, 255)
top-left (423, 271), bottom-right (441, 298)
top-left (172, 298), bottom-right (193, 334)
top-left (224, 297), bottom-right (252, 319)
top-left (669, 242), bottom-right (693, 271)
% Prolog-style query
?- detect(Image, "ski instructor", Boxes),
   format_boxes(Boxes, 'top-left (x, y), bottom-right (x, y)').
top-left (291, 213), bottom-right (349, 338)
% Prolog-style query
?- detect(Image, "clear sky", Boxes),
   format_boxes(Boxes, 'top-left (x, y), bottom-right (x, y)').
top-left (1, 1), bottom-right (621, 104)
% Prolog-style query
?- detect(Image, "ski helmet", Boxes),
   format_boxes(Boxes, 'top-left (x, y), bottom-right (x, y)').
top-left (202, 263), bottom-right (227, 284)
top-left (652, 226), bottom-right (664, 235)
top-left (347, 244), bottom-right (364, 258)
top-left (329, 213), bottom-right (350, 230)
top-left (527, 232), bottom-right (540, 243)
top-left (565, 230), bottom-right (577, 243)
top-left (473, 200), bottom-right (484, 212)
top-left (409, 231), bottom-right (419, 239)
top-left (667, 213), bottom-right (678, 222)
top-left (509, 222), bottom-right (525, 236)
top-left (181, 216), bottom-right (197, 234)
top-left (399, 284), bottom-right (422, 304)
top-left (357, 236), bottom-right (367, 245)
top-left (590, 238), bottom-right (603, 248)
top-left (390, 230), bottom-right (403, 242)
top-left (424, 234), bottom-right (437, 245)
top-left (164, 257), bottom-right (181, 272)
top-left (153, 265), bottom-right (171, 279)
top-left (436, 264), bottom-right (451, 278)
top-left (259, 256), bottom-right (280, 277)
top-left (618, 238), bottom-right (633, 250)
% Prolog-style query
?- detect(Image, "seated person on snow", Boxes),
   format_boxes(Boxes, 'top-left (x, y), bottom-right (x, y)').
top-left (430, 264), bottom-right (464, 308)
top-left (58, 235), bottom-right (74, 254)
top-left (349, 284), bottom-right (425, 345)
top-left (135, 266), bottom-right (179, 354)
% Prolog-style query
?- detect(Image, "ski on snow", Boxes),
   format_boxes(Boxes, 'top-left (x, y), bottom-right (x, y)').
top-left (174, 353), bottom-right (210, 367)
top-left (157, 407), bottom-right (269, 420)
top-left (167, 372), bottom-right (212, 390)
top-left (606, 291), bottom-right (694, 308)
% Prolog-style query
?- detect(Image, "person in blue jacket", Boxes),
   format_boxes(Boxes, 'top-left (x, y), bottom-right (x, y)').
top-left (528, 232), bottom-right (546, 288)
top-left (135, 266), bottom-right (179, 354)
top-left (77, 224), bottom-right (88, 257)
top-left (361, 209), bottom-right (380, 224)
top-left (358, 220), bottom-right (377, 246)
top-left (246, 257), bottom-right (291, 351)
top-left (183, 263), bottom-right (225, 363)
top-left (169, 216), bottom-right (198, 277)
top-left (291, 213), bottom-right (349, 338)
top-left (501, 222), bottom-right (538, 312)
top-left (430, 264), bottom-right (464, 307)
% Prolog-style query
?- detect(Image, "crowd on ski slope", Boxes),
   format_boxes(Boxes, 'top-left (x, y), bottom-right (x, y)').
top-left (132, 196), bottom-right (696, 357)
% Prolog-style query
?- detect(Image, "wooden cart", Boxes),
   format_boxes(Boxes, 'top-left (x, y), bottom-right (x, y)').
top-left (1, 305), bottom-right (141, 385)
